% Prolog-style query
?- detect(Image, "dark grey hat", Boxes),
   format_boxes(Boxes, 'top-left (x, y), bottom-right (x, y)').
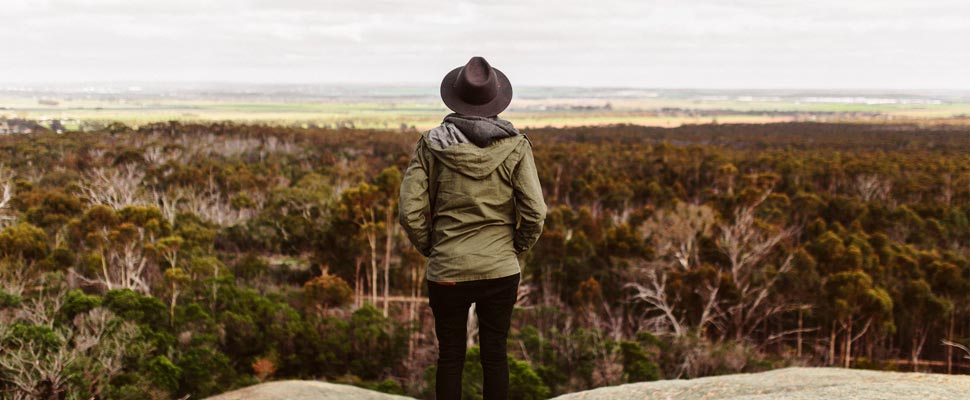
top-left (440, 56), bottom-right (513, 117)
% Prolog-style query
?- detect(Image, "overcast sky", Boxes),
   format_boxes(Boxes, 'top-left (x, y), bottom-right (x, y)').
top-left (2, 0), bottom-right (968, 89)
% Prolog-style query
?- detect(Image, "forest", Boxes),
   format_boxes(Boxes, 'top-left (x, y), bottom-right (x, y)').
top-left (0, 121), bottom-right (968, 399)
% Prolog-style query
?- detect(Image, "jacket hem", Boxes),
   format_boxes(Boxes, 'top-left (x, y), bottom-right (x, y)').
top-left (425, 260), bottom-right (521, 283)
top-left (426, 269), bottom-right (521, 283)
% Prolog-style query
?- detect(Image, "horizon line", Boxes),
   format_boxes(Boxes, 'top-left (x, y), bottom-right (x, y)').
top-left (2, 81), bottom-right (969, 95)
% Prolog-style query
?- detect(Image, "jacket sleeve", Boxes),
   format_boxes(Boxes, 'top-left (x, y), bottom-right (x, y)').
top-left (512, 142), bottom-right (547, 254)
top-left (398, 139), bottom-right (432, 257)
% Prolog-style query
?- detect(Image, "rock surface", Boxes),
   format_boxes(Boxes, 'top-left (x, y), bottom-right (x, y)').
top-left (204, 367), bottom-right (970, 400)
top-left (552, 367), bottom-right (970, 400)
top-left (203, 380), bottom-right (415, 400)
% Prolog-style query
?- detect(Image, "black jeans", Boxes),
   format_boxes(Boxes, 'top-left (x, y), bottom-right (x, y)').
top-left (428, 273), bottom-right (520, 400)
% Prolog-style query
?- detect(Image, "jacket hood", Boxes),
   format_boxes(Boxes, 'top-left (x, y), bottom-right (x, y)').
top-left (422, 126), bottom-right (526, 180)
top-left (442, 113), bottom-right (520, 147)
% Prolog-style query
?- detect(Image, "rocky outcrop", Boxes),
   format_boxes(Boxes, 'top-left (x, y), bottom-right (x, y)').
top-left (205, 367), bottom-right (970, 400)
top-left (203, 380), bottom-right (415, 400)
top-left (552, 367), bottom-right (970, 400)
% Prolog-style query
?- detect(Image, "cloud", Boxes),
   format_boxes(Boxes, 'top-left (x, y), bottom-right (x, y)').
top-left (1, 0), bottom-right (968, 89)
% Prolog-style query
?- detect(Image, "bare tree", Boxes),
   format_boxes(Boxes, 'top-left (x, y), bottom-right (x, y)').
top-left (381, 191), bottom-right (398, 317)
top-left (339, 183), bottom-right (382, 307)
top-left (639, 202), bottom-right (714, 270)
top-left (207, 136), bottom-right (263, 158)
top-left (151, 187), bottom-right (184, 225)
top-left (0, 164), bottom-right (14, 228)
top-left (180, 189), bottom-right (230, 225)
top-left (942, 339), bottom-right (970, 362)
top-left (78, 164), bottom-right (147, 209)
top-left (854, 174), bottom-right (892, 202)
top-left (86, 148), bottom-right (106, 163)
top-left (179, 183), bottom-right (259, 227)
top-left (0, 333), bottom-right (77, 399)
top-left (109, 228), bottom-right (154, 293)
top-left (71, 308), bottom-right (138, 397)
top-left (0, 295), bottom-right (136, 399)
top-left (628, 268), bottom-right (684, 336)
top-left (15, 290), bottom-right (65, 329)
top-left (76, 226), bottom-right (156, 294)
top-left (264, 136), bottom-right (298, 155)
top-left (0, 263), bottom-right (28, 299)
top-left (717, 191), bottom-right (800, 341)
top-left (940, 172), bottom-right (953, 207)
top-left (143, 145), bottom-right (183, 167)
top-left (631, 202), bottom-right (718, 336)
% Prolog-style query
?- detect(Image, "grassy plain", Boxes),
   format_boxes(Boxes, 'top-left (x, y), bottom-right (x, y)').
top-left (2, 89), bottom-right (969, 130)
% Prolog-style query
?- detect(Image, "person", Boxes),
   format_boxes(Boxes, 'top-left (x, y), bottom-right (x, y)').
top-left (399, 56), bottom-right (547, 400)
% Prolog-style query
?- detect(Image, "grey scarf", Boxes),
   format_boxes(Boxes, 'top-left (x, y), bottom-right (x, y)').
top-left (442, 113), bottom-right (521, 148)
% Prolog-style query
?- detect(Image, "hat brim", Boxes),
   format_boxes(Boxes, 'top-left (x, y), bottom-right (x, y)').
top-left (440, 66), bottom-right (513, 117)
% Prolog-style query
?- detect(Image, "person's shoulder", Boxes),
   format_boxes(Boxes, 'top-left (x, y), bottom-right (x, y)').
top-left (417, 124), bottom-right (446, 147)
top-left (511, 134), bottom-right (533, 153)
top-left (499, 135), bottom-right (532, 169)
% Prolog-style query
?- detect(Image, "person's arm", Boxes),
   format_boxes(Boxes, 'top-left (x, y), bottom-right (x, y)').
top-left (398, 139), bottom-right (432, 257)
top-left (513, 142), bottom-right (547, 254)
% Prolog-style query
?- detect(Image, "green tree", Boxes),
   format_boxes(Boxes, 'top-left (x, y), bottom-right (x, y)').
top-left (821, 270), bottom-right (893, 368)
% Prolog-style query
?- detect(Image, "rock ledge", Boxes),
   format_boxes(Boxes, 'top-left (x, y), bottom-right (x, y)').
top-left (552, 367), bottom-right (970, 400)
top-left (205, 367), bottom-right (970, 400)
top-left (203, 380), bottom-right (414, 400)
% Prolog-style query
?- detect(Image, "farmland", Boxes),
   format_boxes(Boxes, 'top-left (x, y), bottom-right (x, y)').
top-left (3, 85), bottom-right (969, 131)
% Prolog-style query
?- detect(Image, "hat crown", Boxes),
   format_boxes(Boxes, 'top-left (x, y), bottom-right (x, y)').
top-left (454, 57), bottom-right (498, 105)
top-left (440, 56), bottom-right (512, 117)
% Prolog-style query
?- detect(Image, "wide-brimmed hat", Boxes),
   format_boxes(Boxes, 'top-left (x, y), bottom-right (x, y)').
top-left (440, 56), bottom-right (513, 117)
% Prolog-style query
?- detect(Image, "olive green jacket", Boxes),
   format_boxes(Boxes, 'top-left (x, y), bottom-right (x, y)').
top-left (398, 127), bottom-right (546, 282)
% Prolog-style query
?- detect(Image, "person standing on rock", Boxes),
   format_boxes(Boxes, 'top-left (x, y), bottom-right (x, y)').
top-left (399, 56), bottom-right (547, 400)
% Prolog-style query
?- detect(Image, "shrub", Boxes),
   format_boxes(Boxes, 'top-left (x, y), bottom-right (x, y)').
top-left (304, 273), bottom-right (353, 310)
top-left (146, 355), bottom-right (182, 391)
top-left (60, 289), bottom-right (102, 321)
top-left (0, 289), bottom-right (22, 309)
top-left (347, 305), bottom-right (407, 379)
top-left (620, 340), bottom-right (661, 382)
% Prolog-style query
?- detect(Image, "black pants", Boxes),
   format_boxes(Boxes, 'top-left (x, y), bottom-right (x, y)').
top-left (428, 273), bottom-right (520, 400)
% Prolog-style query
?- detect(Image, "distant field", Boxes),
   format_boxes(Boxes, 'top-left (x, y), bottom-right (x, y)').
top-left (3, 85), bottom-right (969, 130)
